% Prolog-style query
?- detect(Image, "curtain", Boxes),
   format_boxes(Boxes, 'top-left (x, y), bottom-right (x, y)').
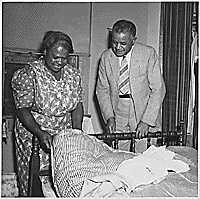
top-left (192, 2), bottom-right (198, 150)
top-left (187, 29), bottom-right (198, 147)
top-left (161, 2), bottom-right (194, 146)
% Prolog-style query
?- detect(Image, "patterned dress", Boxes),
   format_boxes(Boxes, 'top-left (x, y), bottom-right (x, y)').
top-left (11, 58), bottom-right (82, 196)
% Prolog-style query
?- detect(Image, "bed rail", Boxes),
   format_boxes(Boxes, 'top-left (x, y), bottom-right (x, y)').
top-left (90, 131), bottom-right (182, 151)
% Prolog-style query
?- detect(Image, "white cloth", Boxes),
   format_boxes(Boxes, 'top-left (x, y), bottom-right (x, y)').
top-left (80, 145), bottom-right (190, 197)
top-left (117, 145), bottom-right (189, 193)
top-left (82, 116), bottom-right (95, 134)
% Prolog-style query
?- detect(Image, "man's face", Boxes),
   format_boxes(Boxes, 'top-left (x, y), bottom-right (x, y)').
top-left (111, 32), bottom-right (135, 57)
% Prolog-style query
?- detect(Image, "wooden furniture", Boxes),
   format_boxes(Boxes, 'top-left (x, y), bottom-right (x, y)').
top-left (28, 127), bottom-right (184, 197)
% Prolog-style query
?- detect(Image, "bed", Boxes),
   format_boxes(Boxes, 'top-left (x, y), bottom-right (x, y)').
top-left (27, 124), bottom-right (198, 198)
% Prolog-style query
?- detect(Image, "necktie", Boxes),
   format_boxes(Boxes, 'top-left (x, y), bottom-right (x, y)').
top-left (119, 56), bottom-right (129, 94)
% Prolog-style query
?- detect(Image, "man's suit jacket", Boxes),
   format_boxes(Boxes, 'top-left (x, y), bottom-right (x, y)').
top-left (96, 42), bottom-right (166, 131)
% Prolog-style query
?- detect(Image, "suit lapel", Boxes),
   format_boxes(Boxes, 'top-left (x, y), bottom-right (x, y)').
top-left (110, 51), bottom-right (120, 84)
top-left (129, 43), bottom-right (141, 95)
top-left (130, 43), bottom-right (140, 78)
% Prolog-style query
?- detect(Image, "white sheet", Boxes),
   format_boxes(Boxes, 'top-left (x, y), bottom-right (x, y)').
top-left (80, 145), bottom-right (190, 197)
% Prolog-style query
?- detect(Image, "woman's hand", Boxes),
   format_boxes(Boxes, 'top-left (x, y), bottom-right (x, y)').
top-left (106, 117), bottom-right (116, 134)
top-left (37, 130), bottom-right (53, 152)
top-left (16, 107), bottom-right (53, 152)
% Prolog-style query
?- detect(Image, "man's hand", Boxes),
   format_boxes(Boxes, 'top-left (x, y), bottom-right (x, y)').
top-left (106, 117), bottom-right (116, 134)
top-left (136, 121), bottom-right (149, 139)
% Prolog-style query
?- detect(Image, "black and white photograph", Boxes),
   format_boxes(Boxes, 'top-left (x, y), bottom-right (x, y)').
top-left (1, 1), bottom-right (198, 197)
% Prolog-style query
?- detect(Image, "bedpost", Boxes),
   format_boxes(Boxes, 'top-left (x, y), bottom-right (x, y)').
top-left (179, 120), bottom-right (185, 146)
top-left (28, 135), bottom-right (44, 196)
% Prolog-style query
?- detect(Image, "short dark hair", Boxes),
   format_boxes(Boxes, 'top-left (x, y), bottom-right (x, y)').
top-left (38, 31), bottom-right (74, 54)
top-left (112, 20), bottom-right (137, 37)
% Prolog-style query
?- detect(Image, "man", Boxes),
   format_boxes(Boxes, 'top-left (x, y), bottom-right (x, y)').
top-left (96, 19), bottom-right (166, 152)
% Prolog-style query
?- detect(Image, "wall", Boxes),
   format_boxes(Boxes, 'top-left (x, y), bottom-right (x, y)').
top-left (147, 3), bottom-right (161, 52)
top-left (3, 2), bottom-right (91, 53)
top-left (89, 2), bottom-right (161, 132)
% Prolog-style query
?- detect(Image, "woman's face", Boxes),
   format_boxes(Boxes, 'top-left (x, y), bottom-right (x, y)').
top-left (45, 41), bottom-right (69, 73)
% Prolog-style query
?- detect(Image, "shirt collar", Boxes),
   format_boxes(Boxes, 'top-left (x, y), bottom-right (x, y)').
top-left (119, 45), bottom-right (134, 63)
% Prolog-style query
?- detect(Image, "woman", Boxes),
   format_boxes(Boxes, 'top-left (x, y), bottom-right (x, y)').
top-left (11, 31), bottom-right (83, 196)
